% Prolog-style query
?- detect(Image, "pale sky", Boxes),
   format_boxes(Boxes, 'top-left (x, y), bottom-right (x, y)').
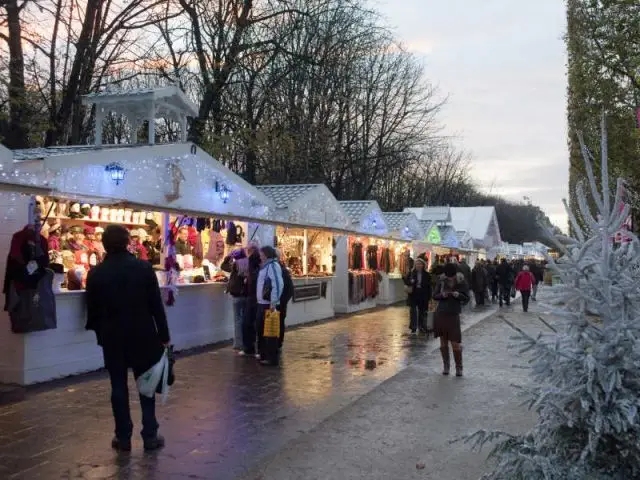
top-left (375, 0), bottom-right (569, 229)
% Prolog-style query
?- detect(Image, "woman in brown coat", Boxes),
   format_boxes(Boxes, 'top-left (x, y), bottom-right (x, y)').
top-left (433, 262), bottom-right (470, 376)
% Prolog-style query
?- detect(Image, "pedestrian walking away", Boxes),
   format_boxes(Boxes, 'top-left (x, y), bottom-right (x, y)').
top-left (496, 258), bottom-right (513, 307)
top-left (433, 263), bottom-right (470, 377)
top-left (471, 260), bottom-right (488, 306)
top-left (531, 261), bottom-right (544, 301)
top-left (85, 225), bottom-right (170, 452)
top-left (405, 257), bottom-right (432, 335)
top-left (514, 265), bottom-right (536, 312)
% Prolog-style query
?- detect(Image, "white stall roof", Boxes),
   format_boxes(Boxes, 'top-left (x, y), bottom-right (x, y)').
top-left (256, 184), bottom-right (349, 230)
top-left (339, 200), bottom-right (389, 236)
top-left (404, 206), bottom-right (451, 224)
top-left (382, 212), bottom-right (424, 240)
top-left (450, 207), bottom-right (502, 248)
top-left (456, 231), bottom-right (474, 249)
top-left (1, 143), bottom-right (275, 221)
top-left (439, 225), bottom-right (460, 248)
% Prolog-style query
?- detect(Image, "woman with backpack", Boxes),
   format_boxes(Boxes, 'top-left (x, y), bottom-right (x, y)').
top-left (225, 249), bottom-right (249, 351)
top-left (433, 262), bottom-right (470, 377)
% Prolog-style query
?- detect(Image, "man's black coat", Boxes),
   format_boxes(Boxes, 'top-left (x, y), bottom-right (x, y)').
top-left (86, 251), bottom-right (170, 375)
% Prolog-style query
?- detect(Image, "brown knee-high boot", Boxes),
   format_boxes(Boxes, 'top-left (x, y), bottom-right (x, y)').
top-left (440, 345), bottom-right (450, 375)
top-left (453, 346), bottom-right (463, 377)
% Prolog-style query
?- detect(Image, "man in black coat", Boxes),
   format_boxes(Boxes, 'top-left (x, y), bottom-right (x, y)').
top-left (86, 225), bottom-right (170, 452)
top-left (496, 258), bottom-right (514, 307)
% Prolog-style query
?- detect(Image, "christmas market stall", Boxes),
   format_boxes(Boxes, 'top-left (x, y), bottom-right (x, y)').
top-left (333, 201), bottom-right (396, 312)
top-left (256, 184), bottom-right (350, 326)
top-left (412, 220), bottom-right (442, 269)
top-left (0, 87), bottom-right (278, 384)
top-left (377, 212), bottom-right (425, 305)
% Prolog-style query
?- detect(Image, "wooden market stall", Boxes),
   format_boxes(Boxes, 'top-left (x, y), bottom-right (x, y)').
top-left (376, 212), bottom-right (425, 306)
top-left (335, 201), bottom-right (397, 311)
top-left (256, 184), bottom-right (350, 326)
top-left (0, 87), bottom-right (280, 385)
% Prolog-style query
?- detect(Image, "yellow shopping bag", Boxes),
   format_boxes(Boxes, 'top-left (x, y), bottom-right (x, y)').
top-left (263, 309), bottom-right (281, 338)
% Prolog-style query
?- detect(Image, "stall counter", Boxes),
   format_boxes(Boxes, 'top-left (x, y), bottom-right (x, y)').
top-left (377, 273), bottom-right (408, 305)
top-left (0, 283), bottom-right (235, 385)
top-left (286, 276), bottom-right (335, 327)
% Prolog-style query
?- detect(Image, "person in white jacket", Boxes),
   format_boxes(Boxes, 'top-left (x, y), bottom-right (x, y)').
top-left (255, 246), bottom-right (284, 365)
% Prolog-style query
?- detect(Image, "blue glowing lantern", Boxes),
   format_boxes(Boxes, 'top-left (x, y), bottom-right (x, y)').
top-left (105, 162), bottom-right (125, 185)
top-left (215, 181), bottom-right (230, 204)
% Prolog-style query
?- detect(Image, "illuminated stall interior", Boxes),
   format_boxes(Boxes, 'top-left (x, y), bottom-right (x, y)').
top-left (276, 226), bottom-right (334, 277)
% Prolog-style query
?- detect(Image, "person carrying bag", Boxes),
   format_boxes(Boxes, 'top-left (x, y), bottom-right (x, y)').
top-left (255, 246), bottom-right (284, 366)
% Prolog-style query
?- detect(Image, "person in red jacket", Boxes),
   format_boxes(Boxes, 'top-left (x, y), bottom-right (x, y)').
top-left (514, 265), bottom-right (536, 312)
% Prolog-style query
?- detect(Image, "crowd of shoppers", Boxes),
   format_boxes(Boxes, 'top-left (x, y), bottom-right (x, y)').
top-left (224, 242), bottom-right (294, 366)
top-left (403, 255), bottom-right (547, 377)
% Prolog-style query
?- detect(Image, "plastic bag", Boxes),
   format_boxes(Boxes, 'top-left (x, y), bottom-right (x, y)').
top-left (136, 349), bottom-right (170, 404)
top-left (263, 309), bottom-right (281, 338)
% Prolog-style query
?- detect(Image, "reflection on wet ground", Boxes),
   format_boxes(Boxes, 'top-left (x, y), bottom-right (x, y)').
top-left (0, 304), bottom-right (494, 479)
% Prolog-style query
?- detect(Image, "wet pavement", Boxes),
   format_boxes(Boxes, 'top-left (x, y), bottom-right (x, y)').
top-left (0, 303), bottom-right (499, 479)
top-left (240, 301), bottom-right (547, 480)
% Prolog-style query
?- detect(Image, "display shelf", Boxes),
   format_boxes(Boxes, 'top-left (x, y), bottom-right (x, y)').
top-left (46, 215), bottom-right (149, 228)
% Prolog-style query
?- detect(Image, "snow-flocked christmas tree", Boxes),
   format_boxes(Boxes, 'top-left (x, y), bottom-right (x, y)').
top-left (466, 115), bottom-right (640, 480)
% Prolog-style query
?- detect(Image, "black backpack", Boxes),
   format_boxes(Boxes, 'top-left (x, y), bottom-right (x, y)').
top-left (280, 265), bottom-right (294, 305)
top-left (227, 264), bottom-right (246, 297)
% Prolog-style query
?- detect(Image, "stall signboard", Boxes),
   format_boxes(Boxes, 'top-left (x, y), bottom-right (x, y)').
top-left (292, 283), bottom-right (323, 302)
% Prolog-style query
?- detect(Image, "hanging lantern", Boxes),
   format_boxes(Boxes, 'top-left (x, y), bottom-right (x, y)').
top-left (105, 162), bottom-right (125, 185)
top-left (215, 181), bottom-right (230, 203)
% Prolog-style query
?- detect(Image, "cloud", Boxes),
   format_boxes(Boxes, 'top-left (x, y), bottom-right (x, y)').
top-left (376, 0), bottom-right (569, 229)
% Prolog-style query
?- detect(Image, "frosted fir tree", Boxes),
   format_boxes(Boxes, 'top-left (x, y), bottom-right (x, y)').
top-left (464, 116), bottom-right (640, 480)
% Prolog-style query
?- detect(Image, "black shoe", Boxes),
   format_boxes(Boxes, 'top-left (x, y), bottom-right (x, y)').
top-left (112, 437), bottom-right (132, 452)
top-left (143, 435), bottom-right (165, 452)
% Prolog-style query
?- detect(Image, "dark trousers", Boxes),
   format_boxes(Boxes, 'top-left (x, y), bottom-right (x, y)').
top-left (491, 281), bottom-right (498, 300)
top-left (256, 304), bottom-right (280, 365)
top-left (499, 285), bottom-right (511, 306)
top-left (277, 302), bottom-right (288, 348)
top-left (243, 301), bottom-right (257, 354)
top-left (474, 291), bottom-right (485, 305)
top-left (409, 301), bottom-right (428, 332)
top-left (521, 290), bottom-right (531, 312)
top-left (108, 365), bottom-right (158, 441)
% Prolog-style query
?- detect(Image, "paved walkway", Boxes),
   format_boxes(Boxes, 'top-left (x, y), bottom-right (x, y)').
top-left (0, 301), bottom-right (507, 480)
top-left (240, 306), bottom-right (545, 480)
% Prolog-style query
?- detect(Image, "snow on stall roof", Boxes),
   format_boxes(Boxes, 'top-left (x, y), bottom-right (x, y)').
top-left (450, 207), bottom-right (496, 241)
top-left (339, 200), bottom-right (378, 223)
top-left (256, 184), bottom-right (320, 209)
top-left (382, 212), bottom-right (415, 231)
top-left (420, 220), bottom-right (435, 232)
top-left (12, 144), bottom-right (140, 162)
top-left (456, 231), bottom-right (469, 242)
top-left (404, 206), bottom-right (450, 223)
